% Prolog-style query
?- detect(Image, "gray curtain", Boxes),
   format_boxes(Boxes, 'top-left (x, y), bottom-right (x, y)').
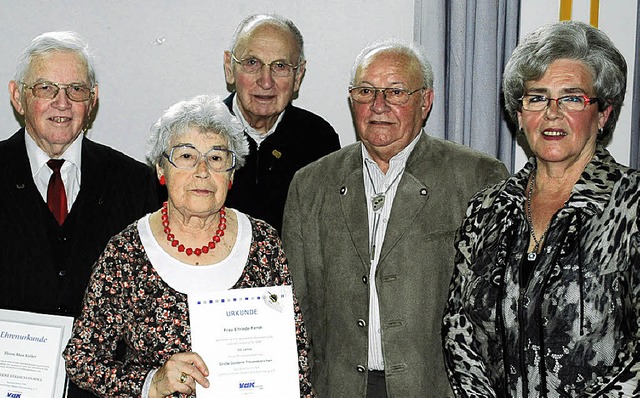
top-left (630, 2), bottom-right (640, 169)
top-left (414, 0), bottom-right (520, 172)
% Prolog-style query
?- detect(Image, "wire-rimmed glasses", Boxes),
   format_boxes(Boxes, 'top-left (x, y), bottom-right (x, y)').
top-left (163, 145), bottom-right (236, 172)
top-left (519, 94), bottom-right (599, 112)
top-left (21, 81), bottom-right (94, 102)
top-left (349, 86), bottom-right (425, 105)
top-left (231, 54), bottom-right (299, 77)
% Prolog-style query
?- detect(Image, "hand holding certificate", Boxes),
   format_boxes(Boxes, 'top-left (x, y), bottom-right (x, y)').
top-left (188, 285), bottom-right (300, 397)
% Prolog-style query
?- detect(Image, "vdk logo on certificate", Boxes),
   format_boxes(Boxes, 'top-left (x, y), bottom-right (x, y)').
top-left (188, 285), bottom-right (299, 397)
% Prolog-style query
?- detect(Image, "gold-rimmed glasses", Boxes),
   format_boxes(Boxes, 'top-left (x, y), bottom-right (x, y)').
top-left (21, 81), bottom-right (94, 102)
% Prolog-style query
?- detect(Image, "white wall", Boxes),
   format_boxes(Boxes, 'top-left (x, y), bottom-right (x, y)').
top-left (0, 1), bottom-right (414, 162)
top-left (517, 0), bottom-right (638, 169)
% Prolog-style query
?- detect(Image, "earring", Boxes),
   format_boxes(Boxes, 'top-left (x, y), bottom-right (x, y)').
top-left (598, 128), bottom-right (604, 136)
top-left (159, 175), bottom-right (166, 186)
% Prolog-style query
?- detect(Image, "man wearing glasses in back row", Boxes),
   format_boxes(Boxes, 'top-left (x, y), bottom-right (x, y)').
top-left (283, 40), bottom-right (509, 397)
top-left (0, 32), bottom-right (158, 397)
top-left (223, 14), bottom-right (341, 233)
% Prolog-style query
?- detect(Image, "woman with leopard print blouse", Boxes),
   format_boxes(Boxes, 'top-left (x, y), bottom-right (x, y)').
top-left (442, 21), bottom-right (640, 397)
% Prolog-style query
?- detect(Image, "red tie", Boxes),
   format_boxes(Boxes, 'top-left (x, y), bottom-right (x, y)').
top-left (47, 159), bottom-right (68, 225)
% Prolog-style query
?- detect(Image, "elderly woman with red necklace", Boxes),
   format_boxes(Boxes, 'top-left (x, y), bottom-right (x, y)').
top-left (64, 94), bottom-right (313, 397)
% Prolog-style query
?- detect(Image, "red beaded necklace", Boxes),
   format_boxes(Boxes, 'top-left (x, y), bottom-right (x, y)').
top-left (160, 201), bottom-right (227, 256)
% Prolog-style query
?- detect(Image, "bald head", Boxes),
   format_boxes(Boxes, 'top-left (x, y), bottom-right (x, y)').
top-left (229, 14), bottom-right (304, 65)
top-left (223, 14), bottom-right (307, 133)
top-left (350, 39), bottom-right (433, 90)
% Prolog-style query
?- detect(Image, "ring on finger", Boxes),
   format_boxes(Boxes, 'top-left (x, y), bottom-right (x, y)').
top-left (179, 372), bottom-right (188, 384)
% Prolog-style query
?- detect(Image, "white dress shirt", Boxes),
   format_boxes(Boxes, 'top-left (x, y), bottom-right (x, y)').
top-left (232, 95), bottom-right (285, 148)
top-left (362, 131), bottom-right (422, 370)
top-left (25, 130), bottom-right (83, 212)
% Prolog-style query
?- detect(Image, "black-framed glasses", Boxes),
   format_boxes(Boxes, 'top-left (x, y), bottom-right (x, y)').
top-left (163, 145), bottom-right (236, 172)
top-left (21, 81), bottom-right (94, 102)
top-left (519, 94), bottom-right (599, 112)
top-left (231, 54), bottom-right (299, 77)
top-left (349, 86), bottom-right (425, 105)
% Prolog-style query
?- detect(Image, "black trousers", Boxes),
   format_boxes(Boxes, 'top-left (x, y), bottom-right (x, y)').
top-left (366, 370), bottom-right (388, 398)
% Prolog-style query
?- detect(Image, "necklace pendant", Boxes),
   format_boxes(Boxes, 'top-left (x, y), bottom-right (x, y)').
top-left (372, 194), bottom-right (385, 211)
top-left (527, 252), bottom-right (537, 261)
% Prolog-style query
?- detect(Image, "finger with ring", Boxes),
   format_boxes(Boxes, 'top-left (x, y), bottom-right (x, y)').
top-left (179, 372), bottom-right (188, 384)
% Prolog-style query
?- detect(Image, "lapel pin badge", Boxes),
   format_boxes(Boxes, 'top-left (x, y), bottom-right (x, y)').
top-left (264, 290), bottom-right (283, 312)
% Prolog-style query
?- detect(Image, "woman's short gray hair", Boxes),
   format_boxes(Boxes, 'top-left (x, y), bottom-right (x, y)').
top-left (14, 31), bottom-right (97, 87)
top-left (350, 39), bottom-right (434, 89)
top-left (503, 20), bottom-right (627, 141)
top-left (146, 95), bottom-right (249, 169)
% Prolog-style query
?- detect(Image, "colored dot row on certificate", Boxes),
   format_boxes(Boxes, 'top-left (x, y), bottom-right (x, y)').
top-left (195, 294), bottom-right (285, 305)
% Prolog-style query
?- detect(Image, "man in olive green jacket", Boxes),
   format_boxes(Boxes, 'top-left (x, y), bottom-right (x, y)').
top-left (282, 39), bottom-right (509, 397)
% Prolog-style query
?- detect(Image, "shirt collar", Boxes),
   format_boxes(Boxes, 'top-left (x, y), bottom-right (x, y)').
top-left (25, 129), bottom-right (83, 176)
top-left (232, 95), bottom-right (285, 145)
top-left (361, 129), bottom-right (423, 172)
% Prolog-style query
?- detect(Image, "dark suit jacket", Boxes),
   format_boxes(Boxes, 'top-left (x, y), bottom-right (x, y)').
top-left (224, 93), bottom-right (341, 233)
top-left (0, 129), bottom-right (159, 397)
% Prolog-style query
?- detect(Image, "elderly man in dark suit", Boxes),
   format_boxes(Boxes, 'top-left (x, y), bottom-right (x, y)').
top-left (0, 31), bottom-right (158, 398)
top-left (283, 39), bottom-right (509, 397)
top-left (223, 14), bottom-right (341, 233)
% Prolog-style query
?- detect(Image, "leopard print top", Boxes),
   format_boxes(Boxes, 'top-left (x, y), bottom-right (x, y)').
top-left (442, 147), bottom-right (640, 397)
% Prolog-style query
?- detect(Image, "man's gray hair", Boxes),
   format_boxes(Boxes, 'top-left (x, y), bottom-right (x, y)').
top-left (228, 13), bottom-right (305, 64)
top-left (14, 31), bottom-right (97, 87)
top-left (350, 38), bottom-right (434, 89)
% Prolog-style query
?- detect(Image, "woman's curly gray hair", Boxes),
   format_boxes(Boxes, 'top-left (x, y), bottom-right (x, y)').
top-left (503, 20), bottom-right (627, 141)
top-left (146, 94), bottom-right (249, 169)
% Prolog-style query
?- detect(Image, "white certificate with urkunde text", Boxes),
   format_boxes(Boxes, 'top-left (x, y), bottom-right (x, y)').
top-left (0, 309), bottom-right (74, 398)
top-left (188, 285), bottom-right (299, 397)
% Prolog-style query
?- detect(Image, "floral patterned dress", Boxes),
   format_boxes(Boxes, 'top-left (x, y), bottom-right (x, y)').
top-left (64, 215), bottom-right (312, 397)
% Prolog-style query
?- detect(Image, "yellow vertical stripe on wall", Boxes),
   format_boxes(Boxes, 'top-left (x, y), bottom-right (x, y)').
top-left (560, 0), bottom-right (573, 20)
top-left (590, 0), bottom-right (600, 27)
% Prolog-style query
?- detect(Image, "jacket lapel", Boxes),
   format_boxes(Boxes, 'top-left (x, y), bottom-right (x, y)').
top-left (377, 135), bottom-right (430, 266)
top-left (2, 131), bottom-right (50, 245)
top-left (339, 147), bottom-right (371, 271)
top-left (378, 170), bottom-right (429, 266)
top-left (67, 139), bottom-right (108, 248)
